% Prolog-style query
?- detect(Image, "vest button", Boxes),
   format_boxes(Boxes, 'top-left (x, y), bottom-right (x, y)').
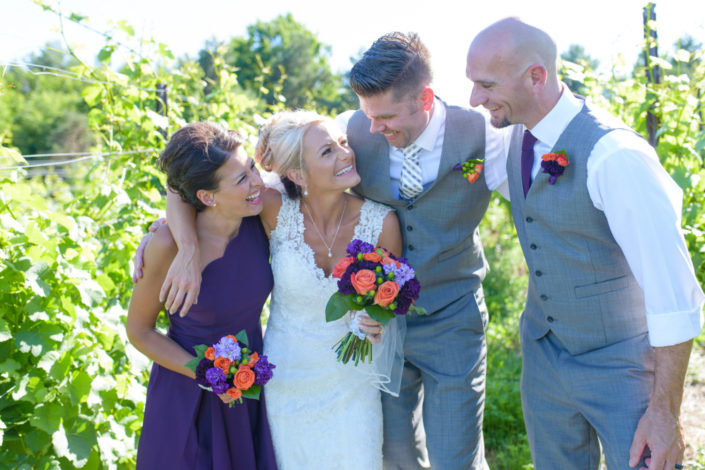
top-left (526, 217), bottom-right (534, 223)
top-left (530, 244), bottom-right (537, 250)
top-left (407, 225), bottom-right (413, 231)
top-left (535, 270), bottom-right (543, 277)
top-left (408, 245), bottom-right (415, 251)
top-left (547, 316), bottom-right (555, 323)
top-left (540, 294), bottom-right (548, 301)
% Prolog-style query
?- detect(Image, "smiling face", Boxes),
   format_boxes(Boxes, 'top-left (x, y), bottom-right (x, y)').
top-left (300, 121), bottom-right (360, 193)
top-left (206, 146), bottom-right (264, 218)
top-left (358, 88), bottom-right (431, 149)
top-left (466, 45), bottom-right (533, 129)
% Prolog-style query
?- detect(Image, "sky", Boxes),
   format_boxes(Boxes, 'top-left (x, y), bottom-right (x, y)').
top-left (2, 0), bottom-right (705, 106)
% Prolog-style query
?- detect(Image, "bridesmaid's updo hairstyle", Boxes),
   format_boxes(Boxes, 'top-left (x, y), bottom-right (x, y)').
top-left (159, 122), bottom-right (244, 212)
top-left (255, 110), bottom-right (327, 199)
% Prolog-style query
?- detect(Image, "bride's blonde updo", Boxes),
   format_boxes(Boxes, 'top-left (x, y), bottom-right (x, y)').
top-left (255, 110), bottom-right (327, 198)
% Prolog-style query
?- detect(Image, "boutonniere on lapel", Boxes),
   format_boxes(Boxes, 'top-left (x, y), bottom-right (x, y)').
top-left (453, 159), bottom-right (484, 183)
top-left (540, 150), bottom-right (570, 185)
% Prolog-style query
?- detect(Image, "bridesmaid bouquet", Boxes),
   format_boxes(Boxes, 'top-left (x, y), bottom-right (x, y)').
top-left (185, 330), bottom-right (276, 406)
top-left (326, 239), bottom-right (425, 365)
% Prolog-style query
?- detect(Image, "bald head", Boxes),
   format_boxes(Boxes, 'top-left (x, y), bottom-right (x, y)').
top-left (466, 17), bottom-right (562, 129)
top-left (470, 17), bottom-right (557, 78)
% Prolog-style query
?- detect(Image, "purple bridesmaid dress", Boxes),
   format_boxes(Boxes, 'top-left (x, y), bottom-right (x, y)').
top-left (136, 216), bottom-right (277, 469)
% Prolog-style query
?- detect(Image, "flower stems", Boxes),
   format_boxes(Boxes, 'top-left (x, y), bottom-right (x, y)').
top-left (333, 332), bottom-right (373, 365)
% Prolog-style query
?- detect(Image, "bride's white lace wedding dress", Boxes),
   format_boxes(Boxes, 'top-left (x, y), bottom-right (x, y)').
top-left (263, 194), bottom-right (392, 470)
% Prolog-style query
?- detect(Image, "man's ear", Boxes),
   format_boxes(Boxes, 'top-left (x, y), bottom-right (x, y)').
top-left (196, 189), bottom-right (215, 207)
top-left (420, 87), bottom-right (434, 111)
top-left (527, 64), bottom-right (548, 93)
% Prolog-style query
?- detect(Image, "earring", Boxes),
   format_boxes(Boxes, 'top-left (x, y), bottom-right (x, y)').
top-left (212, 202), bottom-right (217, 207)
top-left (303, 184), bottom-right (308, 196)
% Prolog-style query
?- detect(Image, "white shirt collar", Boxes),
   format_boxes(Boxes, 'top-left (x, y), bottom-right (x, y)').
top-left (529, 85), bottom-right (583, 148)
top-left (397, 98), bottom-right (445, 152)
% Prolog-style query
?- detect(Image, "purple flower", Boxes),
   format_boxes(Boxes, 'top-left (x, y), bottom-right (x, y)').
top-left (453, 163), bottom-right (462, 171)
top-left (254, 355), bottom-right (276, 385)
top-left (214, 336), bottom-right (241, 361)
top-left (383, 262), bottom-right (415, 288)
top-left (394, 277), bottom-right (421, 315)
top-left (540, 160), bottom-right (567, 185)
top-left (346, 239), bottom-right (375, 257)
top-left (206, 367), bottom-right (227, 394)
top-left (195, 358), bottom-right (214, 387)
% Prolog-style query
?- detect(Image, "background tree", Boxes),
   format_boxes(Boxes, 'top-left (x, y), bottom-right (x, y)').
top-left (559, 44), bottom-right (600, 96)
top-left (198, 14), bottom-right (349, 113)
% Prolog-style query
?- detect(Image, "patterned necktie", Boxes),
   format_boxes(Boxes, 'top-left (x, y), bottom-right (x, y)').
top-left (399, 143), bottom-right (424, 200)
top-left (521, 130), bottom-right (538, 198)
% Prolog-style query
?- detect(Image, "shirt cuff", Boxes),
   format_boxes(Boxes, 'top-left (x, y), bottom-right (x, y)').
top-left (646, 305), bottom-right (704, 347)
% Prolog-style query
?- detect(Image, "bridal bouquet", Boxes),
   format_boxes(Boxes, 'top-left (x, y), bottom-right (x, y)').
top-left (326, 239), bottom-right (426, 365)
top-left (185, 331), bottom-right (276, 406)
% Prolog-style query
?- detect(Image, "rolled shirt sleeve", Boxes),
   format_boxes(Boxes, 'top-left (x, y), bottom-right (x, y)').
top-left (587, 129), bottom-right (705, 346)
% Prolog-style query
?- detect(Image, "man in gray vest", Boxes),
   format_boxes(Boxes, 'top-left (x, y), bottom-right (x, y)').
top-left (466, 17), bottom-right (704, 470)
top-left (345, 32), bottom-right (507, 470)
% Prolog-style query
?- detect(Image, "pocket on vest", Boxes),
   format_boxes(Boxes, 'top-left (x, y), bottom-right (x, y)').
top-left (574, 275), bottom-right (630, 299)
top-left (437, 236), bottom-right (474, 262)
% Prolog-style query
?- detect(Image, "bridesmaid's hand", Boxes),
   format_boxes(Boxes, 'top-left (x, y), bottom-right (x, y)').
top-left (217, 392), bottom-right (236, 405)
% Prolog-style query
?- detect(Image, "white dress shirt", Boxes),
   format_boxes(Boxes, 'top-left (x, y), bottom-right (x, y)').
top-left (492, 87), bottom-right (704, 347)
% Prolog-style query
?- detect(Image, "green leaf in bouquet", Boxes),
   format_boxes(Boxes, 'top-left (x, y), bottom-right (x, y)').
top-left (325, 292), bottom-right (360, 322)
top-left (241, 384), bottom-right (261, 400)
top-left (364, 304), bottom-right (395, 324)
top-left (410, 304), bottom-right (429, 316)
top-left (235, 330), bottom-right (249, 347)
top-left (184, 356), bottom-right (201, 374)
top-left (192, 343), bottom-right (209, 357)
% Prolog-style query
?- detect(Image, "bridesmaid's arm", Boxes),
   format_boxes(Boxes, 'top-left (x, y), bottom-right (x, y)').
top-left (377, 211), bottom-right (403, 258)
top-left (126, 225), bottom-right (196, 379)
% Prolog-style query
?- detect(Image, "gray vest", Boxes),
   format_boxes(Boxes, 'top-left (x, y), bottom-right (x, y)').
top-left (348, 103), bottom-right (490, 314)
top-left (507, 101), bottom-right (647, 355)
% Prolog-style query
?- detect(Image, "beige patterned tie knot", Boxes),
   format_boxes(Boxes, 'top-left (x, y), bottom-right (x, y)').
top-left (400, 143), bottom-right (423, 200)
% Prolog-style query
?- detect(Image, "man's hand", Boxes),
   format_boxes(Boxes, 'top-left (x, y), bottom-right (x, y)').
top-left (629, 406), bottom-right (684, 469)
top-left (132, 218), bottom-right (167, 283)
top-left (160, 246), bottom-right (201, 317)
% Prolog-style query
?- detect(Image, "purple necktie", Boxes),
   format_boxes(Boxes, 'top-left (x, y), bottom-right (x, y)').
top-left (521, 130), bottom-right (537, 197)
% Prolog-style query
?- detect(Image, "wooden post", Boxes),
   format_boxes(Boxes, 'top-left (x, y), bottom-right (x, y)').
top-left (156, 83), bottom-right (168, 139)
top-left (643, 3), bottom-right (661, 147)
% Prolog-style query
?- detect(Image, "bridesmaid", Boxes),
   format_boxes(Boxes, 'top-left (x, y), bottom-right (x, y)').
top-left (126, 122), bottom-right (277, 469)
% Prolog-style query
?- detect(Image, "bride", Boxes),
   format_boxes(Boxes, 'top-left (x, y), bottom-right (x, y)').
top-left (157, 110), bottom-right (404, 469)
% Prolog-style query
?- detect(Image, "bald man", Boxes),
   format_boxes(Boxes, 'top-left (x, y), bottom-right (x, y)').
top-left (466, 17), bottom-right (704, 470)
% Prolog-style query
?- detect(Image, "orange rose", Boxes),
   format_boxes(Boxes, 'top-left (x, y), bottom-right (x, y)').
top-left (234, 365), bottom-right (256, 389)
top-left (248, 352), bottom-right (260, 367)
top-left (374, 281), bottom-right (400, 307)
top-left (556, 155), bottom-right (569, 167)
top-left (475, 164), bottom-right (484, 173)
top-left (362, 252), bottom-right (382, 263)
top-left (467, 173), bottom-right (480, 183)
top-left (205, 347), bottom-right (215, 361)
top-left (226, 387), bottom-right (242, 399)
top-left (214, 356), bottom-right (230, 373)
top-left (332, 256), bottom-right (355, 278)
top-left (351, 269), bottom-right (377, 295)
top-left (542, 152), bottom-right (557, 161)
top-left (381, 256), bottom-right (401, 269)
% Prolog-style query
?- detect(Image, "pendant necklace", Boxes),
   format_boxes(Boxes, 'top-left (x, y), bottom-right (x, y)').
top-left (303, 196), bottom-right (347, 257)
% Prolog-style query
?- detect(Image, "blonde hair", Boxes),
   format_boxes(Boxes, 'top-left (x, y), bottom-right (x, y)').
top-left (255, 110), bottom-right (329, 173)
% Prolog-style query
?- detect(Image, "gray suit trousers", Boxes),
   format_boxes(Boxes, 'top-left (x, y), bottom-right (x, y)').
top-left (520, 314), bottom-right (655, 470)
top-left (382, 289), bottom-right (490, 470)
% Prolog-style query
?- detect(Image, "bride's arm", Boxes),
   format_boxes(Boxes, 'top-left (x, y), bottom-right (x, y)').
top-left (162, 189), bottom-right (201, 316)
top-left (377, 211), bottom-right (402, 257)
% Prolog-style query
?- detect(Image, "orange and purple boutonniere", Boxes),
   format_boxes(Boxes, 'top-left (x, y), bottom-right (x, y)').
top-left (453, 159), bottom-right (484, 183)
top-left (540, 150), bottom-right (570, 185)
